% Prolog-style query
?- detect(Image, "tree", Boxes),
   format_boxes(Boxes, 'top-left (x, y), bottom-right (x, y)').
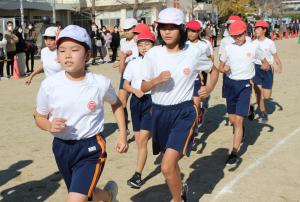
top-left (214, 0), bottom-right (257, 20)
top-left (116, 0), bottom-right (152, 19)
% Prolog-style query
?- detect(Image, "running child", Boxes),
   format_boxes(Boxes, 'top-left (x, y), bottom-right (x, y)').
top-left (123, 31), bottom-right (155, 189)
top-left (34, 25), bottom-right (128, 202)
top-left (185, 20), bottom-right (214, 128)
top-left (252, 20), bottom-right (283, 122)
top-left (219, 20), bottom-right (270, 166)
top-left (117, 18), bottom-right (139, 134)
top-left (141, 8), bottom-right (219, 202)
top-left (25, 26), bottom-right (63, 85)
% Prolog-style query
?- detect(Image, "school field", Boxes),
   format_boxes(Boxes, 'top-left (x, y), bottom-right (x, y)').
top-left (0, 38), bottom-right (300, 202)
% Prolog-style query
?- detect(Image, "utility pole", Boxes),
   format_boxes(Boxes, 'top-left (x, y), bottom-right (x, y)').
top-left (52, 0), bottom-right (56, 24)
top-left (20, 0), bottom-right (24, 29)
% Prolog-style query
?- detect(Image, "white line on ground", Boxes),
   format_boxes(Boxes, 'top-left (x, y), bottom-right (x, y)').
top-left (212, 126), bottom-right (300, 201)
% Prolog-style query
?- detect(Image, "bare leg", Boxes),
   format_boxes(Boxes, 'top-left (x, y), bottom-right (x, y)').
top-left (161, 148), bottom-right (182, 202)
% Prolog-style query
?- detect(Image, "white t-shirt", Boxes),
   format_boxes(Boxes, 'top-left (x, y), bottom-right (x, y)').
top-left (142, 44), bottom-right (213, 105)
top-left (219, 36), bottom-right (252, 57)
top-left (36, 71), bottom-right (118, 140)
top-left (253, 37), bottom-right (276, 65)
top-left (123, 57), bottom-right (150, 94)
top-left (186, 40), bottom-right (212, 71)
top-left (220, 41), bottom-right (266, 80)
top-left (119, 38), bottom-right (139, 63)
top-left (41, 47), bottom-right (63, 78)
top-left (202, 39), bottom-right (214, 55)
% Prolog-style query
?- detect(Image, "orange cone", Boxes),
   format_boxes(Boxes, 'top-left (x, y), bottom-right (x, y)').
top-left (285, 32), bottom-right (289, 39)
top-left (279, 33), bottom-right (282, 40)
top-left (13, 55), bottom-right (20, 80)
top-left (271, 32), bottom-right (275, 41)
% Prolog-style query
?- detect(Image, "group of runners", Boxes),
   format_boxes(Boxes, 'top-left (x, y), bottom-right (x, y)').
top-left (28, 7), bottom-right (283, 202)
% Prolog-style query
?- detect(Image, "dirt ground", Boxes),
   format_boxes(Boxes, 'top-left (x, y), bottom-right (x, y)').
top-left (0, 38), bottom-right (300, 202)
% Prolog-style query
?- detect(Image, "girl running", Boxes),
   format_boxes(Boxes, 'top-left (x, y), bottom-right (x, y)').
top-left (219, 20), bottom-right (270, 166)
top-left (253, 20), bottom-right (283, 122)
top-left (34, 25), bottom-right (128, 202)
top-left (123, 31), bottom-right (155, 189)
top-left (25, 26), bottom-right (62, 85)
top-left (141, 8), bottom-right (218, 202)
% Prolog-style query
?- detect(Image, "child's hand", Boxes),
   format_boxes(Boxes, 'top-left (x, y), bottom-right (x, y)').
top-left (115, 135), bottom-right (128, 153)
top-left (274, 65), bottom-right (283, 73)
top-left (25, 76), bottom-right (32, 85)
top-left (125, 50), bottom-right (132, 57)
top-left (198, 85), bottom-right (212, 98)
top-left (134, 89), bottom-right (144, 98)
top-left (158, 70), bottom-right (171, 83)
top-left (49, 118), bottom-right (67, 133)
top-left (223, 65), bottom-right (231, 73)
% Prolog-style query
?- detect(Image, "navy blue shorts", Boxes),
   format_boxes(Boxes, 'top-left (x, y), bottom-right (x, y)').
top-left (119, 74), bottom-right (125, 90)
top-left (193, 74), bottom-right (201, 97)
top-left (151, 101), bottom-right (197, 157)
top-left (223, 76), bottom-right (252, 117)
top-left (130, 94), bottom-right (152, 132)
top-left (253, 64), bottom-right (273, 89)
top-left (52, 134), bottom-right (106, 200)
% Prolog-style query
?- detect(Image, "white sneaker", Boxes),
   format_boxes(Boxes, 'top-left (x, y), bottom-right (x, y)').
top-left (99, 59), bottom-right (104, 64)
top-left (104, 181), bottom-right (118, 202)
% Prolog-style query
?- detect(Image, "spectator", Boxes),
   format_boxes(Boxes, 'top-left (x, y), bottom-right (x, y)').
top-left (90, 23), bottom-right (104, 65)
top-left (212, 23), bottom-right (218, 47)
top-left (4, 21), bottom-right (19, 78)
top-left (0, 33), bottom-right (7, 79)
top-left (102, 26), bottom-right (112, 62)
top-left (24, 22), bottom-right (37, 73)
top-left (110, 25), bottom-right (120, 63)
top-left (247, 21), bottom-right (253, 39)
top-left (14, 26), bottom-right (26, 76)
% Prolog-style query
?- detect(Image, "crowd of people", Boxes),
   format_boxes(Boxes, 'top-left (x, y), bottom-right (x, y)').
top-left (0, 7), bottom-right (290, 202)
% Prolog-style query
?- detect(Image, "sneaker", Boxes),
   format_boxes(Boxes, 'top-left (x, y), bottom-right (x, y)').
top-left (99, 59), bottom-right (105, 64)
top-left (104, 181), bottom-right (118, 202)
top-left (127, 172), bottom-right (143, 189)
top-left (248, 105), bottom-right (255, 120)
top-left (181, 183), bottom-right (188, 202)
top-left (259, 112), bottom-right (268, 123)
top-left (226, 153), bottom-right (240, 166)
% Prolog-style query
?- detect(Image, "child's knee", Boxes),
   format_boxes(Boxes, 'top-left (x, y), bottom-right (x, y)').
top-left (161, 162), bottom-right (175, 177)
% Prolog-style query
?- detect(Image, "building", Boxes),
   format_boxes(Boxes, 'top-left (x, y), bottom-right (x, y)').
top-left (0, 0), bottom-right (79, 26)
top-left (282, 0), bottom-right (300, 15)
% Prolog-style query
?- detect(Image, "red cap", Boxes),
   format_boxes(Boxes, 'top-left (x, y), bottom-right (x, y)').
top-left (227, 15), bottom-right (242, 24)
top-left (134, 23), bottom-right (150, 34)
top-left (137, 31), bottom-right (156, 43)
top-left (229, 20), bottom-right (247, 36)
top-left (186, 20), bottom-right (202, 31)
top-left (255, 20), bottom-right (269, 28)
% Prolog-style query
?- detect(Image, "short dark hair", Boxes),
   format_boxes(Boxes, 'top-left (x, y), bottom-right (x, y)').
top-left (156, 24), bottom-right (187, 50)
top-left (6, 21), bottom-right (13, 25)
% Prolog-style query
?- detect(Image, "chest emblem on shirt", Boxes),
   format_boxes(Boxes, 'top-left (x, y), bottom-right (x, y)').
top-left (183, 68), bottom-right (191, 76)
top-left (87, 100), bottom-right (97, 111)
top-left (264, 48), bottom-right (269, 52)
top-left (246, 52), bottom-right (252, 58)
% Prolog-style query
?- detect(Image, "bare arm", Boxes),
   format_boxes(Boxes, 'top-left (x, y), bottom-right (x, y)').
top-left (141, 71), bottom-right (171, 93)
top-left (111, 98), bottom-right (128, 153)
top-left (25, 63), bottom-right (43, 85)
top-left (35, 112), bottom-right (66, 133)
top-left (199, 65), bottom-right (219, 98)
top-left (123, 80), bottom-right (144, 98)
top-left (261, 58), bottom-right (270, 71)
top-left (273, 53), bottom-right (283, 73)
top-left (219, 61), bottom-right (230, 73)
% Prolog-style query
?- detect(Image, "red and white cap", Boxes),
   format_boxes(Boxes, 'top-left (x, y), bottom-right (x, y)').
top-left (255, 20), bottom-right (269, 28)
top-left (137, 31), bottom-right (156, 43)
top-left (56, 25), bottom-right (91, 49)
top-left (229, 20), bottom-right (247, 36)
top-left (155, 7), bottom-right (184, 25)
top-left (226, 15), bottom-right (242, 24)
top-left (186, 20), bottom-right (202, 31)
top-left (134, 23), bottom-right (150, 34)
